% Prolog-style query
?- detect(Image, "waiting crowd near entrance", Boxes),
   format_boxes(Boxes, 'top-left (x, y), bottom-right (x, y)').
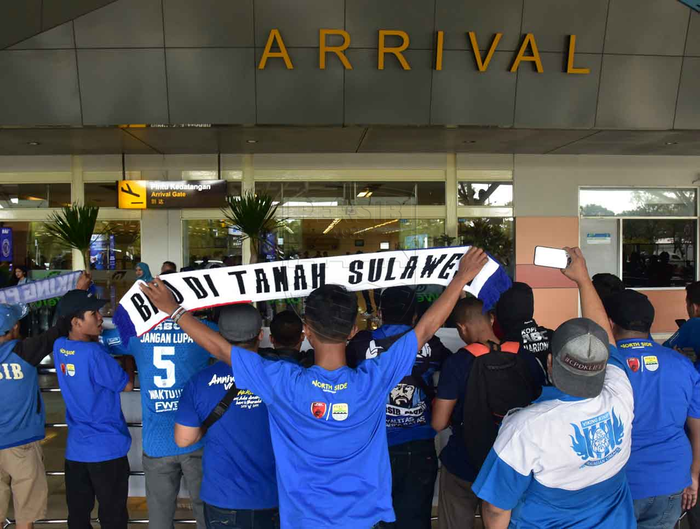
top-left (2, 247), bottom-right (700, 529)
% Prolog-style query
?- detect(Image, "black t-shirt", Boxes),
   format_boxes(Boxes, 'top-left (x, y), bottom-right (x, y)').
top-left (503, 319), bottom-right (552, 384)
top-left (14, 317), bottom-right (71, 367)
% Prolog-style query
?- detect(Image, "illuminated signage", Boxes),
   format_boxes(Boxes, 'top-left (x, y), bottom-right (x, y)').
top-left (256, 30), bottom-right (590, 74)
top-left (117, 180), bottom-right (227, 209)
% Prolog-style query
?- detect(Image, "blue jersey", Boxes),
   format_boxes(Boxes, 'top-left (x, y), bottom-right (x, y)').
top-left (102, 321), bottom-right (215, 458)
top-left (664, 318), bottom-right (700, 371)
top-left (0, 340), bottom-right (44, 449)
top-left (617, 338), bottom-right (700, 499)
top-left (346, 324), bottom-right (450, 447)
top-left (53, 337), bottom-right (131, 463)
top-left (474, 348), bottom-right (636, 528)
top-left (176, 361), bottom-right (277, 510)
top-left (230, 331), bottom-right (418, 529)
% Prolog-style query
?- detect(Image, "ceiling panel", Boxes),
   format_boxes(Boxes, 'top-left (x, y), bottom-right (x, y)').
top-left (9, 22), bottom-right (75, 50)
top-left (521, 0), bottom-right (608, 53)
top-left (358, 127), bottom-right (597, 153)
top-left (0, 128), bottom-right (156, 155)
top-left (434, 0), bottom-right (523, 52)
top-left (604, 0), bottom-right (690, 55)
top-left (346, 0), bottom-right (436, 50)
top-left (73, 0), bottom-right (163, 48)
top-left (549, 130), bottom-right (700, 155)
top-left (3, 126), bottom-right (700, 155)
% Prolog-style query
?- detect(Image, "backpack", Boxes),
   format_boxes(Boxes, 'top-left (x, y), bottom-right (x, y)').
top-left (462, 341), bottom-right (539, 472)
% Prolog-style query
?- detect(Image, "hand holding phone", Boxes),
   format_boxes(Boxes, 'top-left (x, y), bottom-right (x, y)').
top-left (534, 246), bottom-right (570, 269)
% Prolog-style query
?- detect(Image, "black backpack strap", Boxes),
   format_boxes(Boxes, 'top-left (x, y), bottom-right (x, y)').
top-left (201, 384), bottom-right (240, 433)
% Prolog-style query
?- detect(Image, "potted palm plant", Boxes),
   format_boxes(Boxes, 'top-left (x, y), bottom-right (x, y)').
top-left (223, 192), bottom-right (284, 264)
top-left (44, 203), bottom-right (100, 270)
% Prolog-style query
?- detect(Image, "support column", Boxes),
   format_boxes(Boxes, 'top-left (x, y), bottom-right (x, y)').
top-left (241, 154), bottom-right (254, 264)
top-left (445, 153), bottom-right (458, 242)
top-left (70, 156), bottom-right (85, 270)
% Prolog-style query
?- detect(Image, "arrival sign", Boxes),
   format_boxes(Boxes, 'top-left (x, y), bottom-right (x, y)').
top-left (118, 180), bottom-right (227, 209)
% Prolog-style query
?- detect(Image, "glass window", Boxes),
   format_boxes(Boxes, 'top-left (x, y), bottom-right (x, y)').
top-left (85, 183), bottom-right (118, 207)
top-left (458, 218), bottom-right (514, 274)
top-left (0, 184), bottom-right (70, 208)
top-left (255, 181), bottom-right (445, 206)
top-left (580, 188), bottom-right (697, 217)
top-left (0, 220), bottom-right (140, 334)
top-left (183, 219), bottom-right (243, 268)
top-left (622, 219), bottom-right (696, 287)
top-left (458, 182), bottom-right (513, 207)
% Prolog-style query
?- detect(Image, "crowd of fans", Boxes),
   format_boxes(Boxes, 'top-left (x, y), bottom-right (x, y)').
top-left (1, 248), bottom-right (700, 529)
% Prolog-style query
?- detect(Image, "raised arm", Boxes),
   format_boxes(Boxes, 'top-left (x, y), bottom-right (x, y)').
top-left (413, 247), bottom-right (488, 350)
top-left (561, 247), bottom-right (614, 344)
top-left (139, 278), bottom-right (232, 364)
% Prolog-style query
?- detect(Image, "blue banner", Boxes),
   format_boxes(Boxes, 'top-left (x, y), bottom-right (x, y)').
top-left (0, 228), bottom-right (13, 262)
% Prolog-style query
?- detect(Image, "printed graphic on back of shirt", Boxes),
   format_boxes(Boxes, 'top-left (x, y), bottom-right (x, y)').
top-left (207, 371), bottom-right (262, 410)
top-left (570, 408), bottom-right (625, 468)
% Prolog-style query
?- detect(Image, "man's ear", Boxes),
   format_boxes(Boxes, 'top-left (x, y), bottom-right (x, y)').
top-left (547, 353), bottom-right (553, 371)
top-left (258, 329), bottom-right (264, 342)
top-left (347, 324), bottom-right (360, 341)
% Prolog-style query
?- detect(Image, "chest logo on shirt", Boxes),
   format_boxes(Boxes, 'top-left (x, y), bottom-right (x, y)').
top-left (331, 403), bottom-right (349, 421)
top-left (66, 364), bottom-right (76, 377)
top-left (570, 408), bottom-right (625, 468)
top-left (60, 363), bottom-right (66, 375)
top-left (643, 355), bottom-right (659, 372)
top-left (627, 358), bottom-right (640, 372)
top-left (311, 402), bottom-right (327, 419)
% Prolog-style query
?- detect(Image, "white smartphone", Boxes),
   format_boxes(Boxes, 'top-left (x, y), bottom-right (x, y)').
top-left (534, 246), bottom-right (570, 269)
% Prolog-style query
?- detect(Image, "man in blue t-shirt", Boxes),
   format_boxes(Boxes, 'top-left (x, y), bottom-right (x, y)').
top-left (473, 247), bottom-right (636, 528)
top-left (139, 247), bottom-right (489, 529)
top-left (431, 296), bottom-right (544, 529)
top-left (102, 306), bottom-right (215, 528)
top-left (53, 289), bottom-right (134, 529)
top-left (664, 281), bottom-right (700, 370)
top-left (174, 304), bottom-right (278, 529)
top-left (606, 289), bottom-right (700, 529)
top-left (346, 286), bottom-right (451, 529)
top-left (0, 272), bottom-right (90, 529)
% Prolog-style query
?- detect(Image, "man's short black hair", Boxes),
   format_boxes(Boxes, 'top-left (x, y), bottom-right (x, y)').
top-left (592, 273), bottom-right (625, 302)
top-left (304, 285), bottom-right (357, 344)
top-left (270, 310), bottom-right (303, 348)
top-left (379, 287), bottom-right (417, 325)
top-left (687, 282), bottom-right (700, 306)
top-left (162, 261), bottom-right (177, 272)
top-left (452, 296), bottom-right (487, 325)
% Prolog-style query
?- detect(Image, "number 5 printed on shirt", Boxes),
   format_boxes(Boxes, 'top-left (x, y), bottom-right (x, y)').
top-left (154, 347), bottom-right (176, 388)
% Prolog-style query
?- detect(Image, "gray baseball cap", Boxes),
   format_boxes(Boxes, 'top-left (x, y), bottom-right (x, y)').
top-left (218, 303), bottom-right (262, 343)
top-left (551, 318), bottom-right (610, 399)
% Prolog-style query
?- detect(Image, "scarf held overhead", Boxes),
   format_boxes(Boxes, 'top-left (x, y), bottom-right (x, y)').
top-left (113, 247), bottom-right (511, 341)
top-left (0, 271), bottom-right (82, 305)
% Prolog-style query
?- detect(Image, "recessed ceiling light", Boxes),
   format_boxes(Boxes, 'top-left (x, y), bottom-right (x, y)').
top-left (246, 139), bottom-right (258, 144)
top-left (665, 142), bottom-right (678, 146)
top-left (27, 141), bottom-right (40, 146)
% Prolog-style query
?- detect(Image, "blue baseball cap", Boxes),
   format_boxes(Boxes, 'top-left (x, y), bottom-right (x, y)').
top-left (0, 303), bottom-right (29, 335)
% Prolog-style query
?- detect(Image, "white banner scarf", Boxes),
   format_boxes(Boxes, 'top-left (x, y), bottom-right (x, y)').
top-left (113, 246), bottom-right (512, 341)
top-left (0, 271), bottom-right (82, 305)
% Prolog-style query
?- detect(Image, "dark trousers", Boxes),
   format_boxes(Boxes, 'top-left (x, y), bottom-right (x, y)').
top-left (380, 439), bottom-right (438, 529)
top-left (65, 456), bottom-right (130, 529)
top-left (203, 503), bottom-right (279, 529)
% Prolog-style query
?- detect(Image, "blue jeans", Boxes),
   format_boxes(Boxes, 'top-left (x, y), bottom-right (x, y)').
top-left (203, 503), bottom-right (279, 529)
top-left (633, 492), bottom-right (683, 529)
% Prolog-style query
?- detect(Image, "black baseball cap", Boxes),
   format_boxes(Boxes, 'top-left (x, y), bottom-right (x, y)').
top-left (605, 290), bottom-right (655, 333)
top-left (552, 318), bottom-right (610, 399)
top-left (496, 282), bottom-right (535, 328)
top-left (218, 303), bottom-right (262, 343)
top-left (57, 289), bottom-right (108, 318)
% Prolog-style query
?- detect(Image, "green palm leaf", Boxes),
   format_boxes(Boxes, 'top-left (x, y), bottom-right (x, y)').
top-left (43, 203), bottom-right (100, 269)
top-left (222, 192), bottom-right (284, 263)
